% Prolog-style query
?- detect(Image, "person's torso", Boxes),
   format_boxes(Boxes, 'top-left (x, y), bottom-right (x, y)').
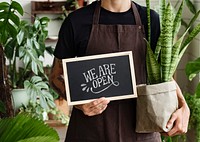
top-left (65, 2), bottom-right (161, 142)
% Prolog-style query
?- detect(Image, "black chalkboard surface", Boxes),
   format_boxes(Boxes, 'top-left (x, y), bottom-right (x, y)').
top-left (62, 51), bottom-right (137, 105)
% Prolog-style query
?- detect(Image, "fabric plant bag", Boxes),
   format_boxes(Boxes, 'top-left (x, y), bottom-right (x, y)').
top-left (136, 81), bottom-right (178, 133)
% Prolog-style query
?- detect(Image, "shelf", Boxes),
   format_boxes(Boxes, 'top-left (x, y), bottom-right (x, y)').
top-left (31, 10), bottom-right (64, 14)
top-left (31, 1), bottom-right (67, 22)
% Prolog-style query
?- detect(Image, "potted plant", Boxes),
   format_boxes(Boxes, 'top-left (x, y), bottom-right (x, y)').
top-left (136, 0), bottom-right (200, 133)
top-left (0, 0), bottom-right (58, 119)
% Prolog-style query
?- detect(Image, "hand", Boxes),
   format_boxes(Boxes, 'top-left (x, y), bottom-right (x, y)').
top-left (162, 104), bottom-right (190, 136)
top-left (74, 97), bottom-right (110, 116)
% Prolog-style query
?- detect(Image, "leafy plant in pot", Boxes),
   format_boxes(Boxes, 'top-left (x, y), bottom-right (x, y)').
top-left (0, 0), bottom-right (57, 119)
top-left (136, 0), bottom-right (200, 134)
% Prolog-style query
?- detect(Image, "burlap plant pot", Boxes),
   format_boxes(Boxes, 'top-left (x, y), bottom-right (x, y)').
top-left (136, 81), bottom-right (178, 133)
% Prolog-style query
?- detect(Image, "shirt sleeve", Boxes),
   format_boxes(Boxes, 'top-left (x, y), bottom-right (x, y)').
top-left (54, 15), bottom-right (76, 59)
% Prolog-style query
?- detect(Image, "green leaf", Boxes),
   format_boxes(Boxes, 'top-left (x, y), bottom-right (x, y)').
top-left (185, 57), bottom-right (200, 81)
top-left (184, 0), bottom-right (196, 14)
top-left (168, 28), bottom-right (190, 80)
top-left (35, 82), bottom-right (49, 90)
top-left (33, 18), bottom-right (40, 29)
top-left (155, 35), bottom-right (162, 60)
top-left (17, 136), bottom-right (58, 142)
top-left (145, 39), bottom-right (161, 84)
top-left (0, 113), bottom-right (59, 141)
top-left (31, 61), bottom-right (39, 75)
top-left (159, 0), bottom-right (166, 30)
top-left (180, 23), bottom-right (200, 54)
top-left (26, 38), bottom-right (32, 48)
top-left (9, 12), bottom-right (20, 26)
top-left (4, 38), bottom-right (17, 59)
top-left (7, 22), bottom-right (18, 37)
top-left (187, 10), bottom-right (200, 30)
top-left (160, 3), bottom-right (174, 82)
top-left (195, 83), bottom-right (200, 98)
top-left (24, 76), bottom-right (56, 112)
top-left (0, 2), bottom-right (9, 11)
top-left (40, 17), bottom-right (50, 25)
top-left (146, 0), bottom-right (151, 44)
top-left (17, 30), bottom-right (25, 45)
top-left (0, 1), bottom-right (23, 45)
top-left (172, 0), bottom-right (183, 40)
top-left (11, 1), bottom-right (24, 16)
top-left (31, 76), bottom-right (43, 83)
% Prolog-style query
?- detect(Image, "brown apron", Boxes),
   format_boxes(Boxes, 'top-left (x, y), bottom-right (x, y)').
top-left (65, 1), bottom-right (161, 142)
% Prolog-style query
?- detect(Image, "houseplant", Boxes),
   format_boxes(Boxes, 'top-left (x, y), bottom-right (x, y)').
top-left (0, 0), bottom-right (59, 119)
top-left (136, 0), bottom-right (200, 133)
top-left (0, 1), bottom-right (69, 125)
top-left (185, 57), bottom-right (200, 142)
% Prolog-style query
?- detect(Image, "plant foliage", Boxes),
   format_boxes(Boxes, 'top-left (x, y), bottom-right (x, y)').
top-left (5, 17), bottom-right (50, 89)
top-left (185, 58), bottom-right (200, 141)
top-left (24, 76), bottom-right (56, 111)
top-left (0, 113), bottom-right (59, 142)
top-left (145, 0), bottom-right (200, 84)
top-left (0, 1), bottom-right (58, 119)
top-left (0, 1), bottom-right (23, 45)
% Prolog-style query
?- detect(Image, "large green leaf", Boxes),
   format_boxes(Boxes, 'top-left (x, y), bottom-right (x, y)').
top-left (168, 28), bottom-right (190, 80)
top-left (0, 113), bottom-right (59, 142)
top-left (160, 3), bottom-right (174, 82)
top-left (172, 0), bottom-right (183, 40)
top-left (0, 1), bottom-right (23, 45)
top-left (24, 76), bottom-right (56, 111)
top-left (19, 47), bottom-right (44, 75)
top-left (145, 39), bottom-right (161, 84)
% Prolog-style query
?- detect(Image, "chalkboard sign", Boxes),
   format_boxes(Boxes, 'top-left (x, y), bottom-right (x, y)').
top-left (62, 51), bottom-right (137, 105)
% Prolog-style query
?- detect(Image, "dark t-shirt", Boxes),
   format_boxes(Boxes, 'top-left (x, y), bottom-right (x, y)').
top-left (54, 1), bottom-right (160, 59)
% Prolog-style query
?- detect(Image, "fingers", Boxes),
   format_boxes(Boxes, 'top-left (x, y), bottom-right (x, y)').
top-left (163, 106), bottom-right (189, 137)
top-left (166, 112), bottom-right (177, 130)
top-left (75, 97), bottom-right (110, 116)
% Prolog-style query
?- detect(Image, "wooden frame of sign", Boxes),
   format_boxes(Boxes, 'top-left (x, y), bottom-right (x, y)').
top-left (62, 51), bottom-right (137, 105)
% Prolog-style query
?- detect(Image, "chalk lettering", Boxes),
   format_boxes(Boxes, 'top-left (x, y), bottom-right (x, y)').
top-left (81, 63), bottom-right (119, 94)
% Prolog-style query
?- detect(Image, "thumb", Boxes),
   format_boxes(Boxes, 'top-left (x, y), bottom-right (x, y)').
top-left (166, 112), bottom-right (177, 129)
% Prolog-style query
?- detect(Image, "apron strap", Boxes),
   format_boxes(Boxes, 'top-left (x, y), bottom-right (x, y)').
top-left (93, 0), bottom-right (101, 25)
top-left (131, 2), bottom-right (143, 25)
top-left (92, 1), bottom-right (143, 26)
